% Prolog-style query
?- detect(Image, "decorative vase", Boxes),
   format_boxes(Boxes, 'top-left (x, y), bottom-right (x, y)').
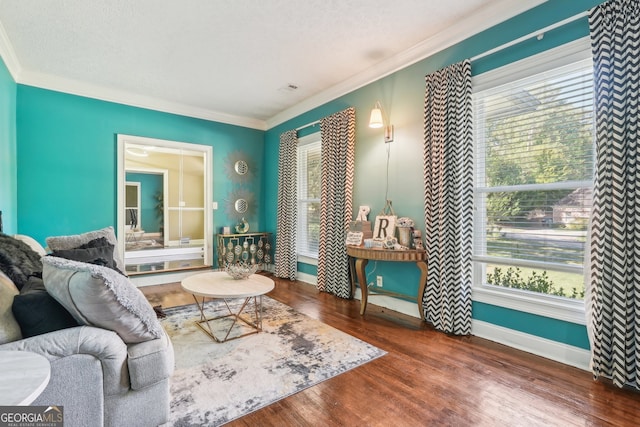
top-left (235, 217), bottom-right (249, 234)
top-left (397, 227), bottom-right (412, 248)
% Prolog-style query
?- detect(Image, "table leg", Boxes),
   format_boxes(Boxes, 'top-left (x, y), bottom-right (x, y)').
top-left (348, 255), bottom-right (356, 298)
top-left (191, 294), bottom-right (264, 343)
top-left (354, 258), bottom-right (369, 315)
top-left (416, 260), bottom-right (428, 321)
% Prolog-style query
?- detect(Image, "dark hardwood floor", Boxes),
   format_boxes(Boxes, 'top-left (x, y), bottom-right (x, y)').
top-left (141, 273), bottom-right (640, 427)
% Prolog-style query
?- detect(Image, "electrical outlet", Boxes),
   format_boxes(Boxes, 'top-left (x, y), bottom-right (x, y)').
top-left (376, 276), bottom-right (383, 287)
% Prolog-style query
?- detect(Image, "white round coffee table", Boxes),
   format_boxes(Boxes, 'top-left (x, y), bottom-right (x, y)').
top-left (0, 350), bottom-right (51, 405)
top-left (181, 271), bottom-right (274, 343)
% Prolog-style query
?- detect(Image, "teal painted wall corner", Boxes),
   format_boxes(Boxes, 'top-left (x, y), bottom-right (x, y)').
top-left (0, 56), bottom-right (17, 233)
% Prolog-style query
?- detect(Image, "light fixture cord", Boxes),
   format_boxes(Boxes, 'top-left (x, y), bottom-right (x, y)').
top-left (385, 142), bottom-right (391, 203)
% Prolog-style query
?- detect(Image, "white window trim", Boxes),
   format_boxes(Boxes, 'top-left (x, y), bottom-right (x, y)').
top-left (297, 254), bottom-right (318, 266)
top-left (471, 37), bottom-right (592, 324)
top-left (296, 132), bottom-right (321, 262)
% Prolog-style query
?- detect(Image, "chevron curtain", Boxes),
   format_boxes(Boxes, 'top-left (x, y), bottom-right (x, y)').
top-left (317, 107), bottom-right (356, 298)
top-left (274, 130), bottom-right (298, 280)
top-left (422, 60), bottom-right (473, 335)
top-left (588, 0), bottom-right (640, 390)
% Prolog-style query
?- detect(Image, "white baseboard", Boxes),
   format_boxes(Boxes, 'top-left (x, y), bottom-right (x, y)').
top-left (298, 273), bottom-right (591, 371)
top-left (351, 288), bottom-right (423, 319)
top-left (136, 268), bottom-right (592, 371)
top-left (296, 271), bottom-right (317, 286)
top-left (471, 320), bottom-right (591, 371)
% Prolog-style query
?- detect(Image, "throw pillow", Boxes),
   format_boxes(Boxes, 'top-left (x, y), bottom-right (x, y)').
top-left (42, 256), bottom-right (163, 344)
top-left (0, 233), bottom-right (43, 290)
top-left (12, 234), bottom-right (47, 256)
top-left (12, 277), bottom-right (79, 338)
top-left (50, 236), bottom-right (126, 275)
top-left (50, 245), bottom-right (117, 270)
top-left (45, 226), bottom-right (125, 274)
top-left (0, 271), bottom-right (22, 344)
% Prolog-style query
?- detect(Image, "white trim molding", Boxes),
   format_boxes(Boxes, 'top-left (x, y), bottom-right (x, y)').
top-left (266, 0), bottom-right (547, 129)
top-left (0, 20), bottom-right (20, 79)
top-left (18, 69), bottom-right (267, 130)
top-left (472, 286), bottom-right (586, 325)
top-left (1, 0), bottom-right (544, 131)
top-left (471, 319), bottom-right (591, 371)
top-left (296, 271), bottom-right (317, 287)
top-left (296, 270), bottom-right (590, 370)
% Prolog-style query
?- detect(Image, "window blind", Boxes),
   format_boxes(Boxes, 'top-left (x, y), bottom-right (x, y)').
top-left (297, 138), bottom-right (321, 258)
top-left (473, 56), bottom-right (594, 274)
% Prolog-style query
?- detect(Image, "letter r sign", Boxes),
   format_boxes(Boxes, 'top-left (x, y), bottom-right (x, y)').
top-left (373, 215), bottom-right (396, 240)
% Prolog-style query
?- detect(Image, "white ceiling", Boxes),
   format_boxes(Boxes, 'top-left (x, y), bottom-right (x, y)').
top-left (0, 0), bottom-right (545, 130)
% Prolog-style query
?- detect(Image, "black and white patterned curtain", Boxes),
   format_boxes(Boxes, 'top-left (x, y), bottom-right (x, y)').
top-left (274, 130), bottom-right (298, 280)
top-left (317, 107), bottom-right (356, 298)
top-left (422, 60), bottom-right (473, 335)
top-left (588, 0), bottom-right (640, 390)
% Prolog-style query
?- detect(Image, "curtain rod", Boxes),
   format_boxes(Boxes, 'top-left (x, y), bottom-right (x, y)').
top-left (470, 11), bottom-right (588, 62)
top-left (295, 120), bottom-right (320, 132)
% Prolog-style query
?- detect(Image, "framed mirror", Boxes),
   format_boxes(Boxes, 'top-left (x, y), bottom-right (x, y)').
top-left (117, 134), bottom-right (213, 274)
top-left (226, 188), bottom-right (255, 219)
top-left (234, 160), bottom-right (248, 175)
top-left (234, 198), bottom-right (248, 213)
top-left (224, 150), bottom-right (254, 183)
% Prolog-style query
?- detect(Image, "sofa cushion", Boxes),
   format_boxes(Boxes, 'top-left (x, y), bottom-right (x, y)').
top-left (42, 256), bottom-right (163, 344)
top-left (45, 226), bottom-right (125, 274)
top-left (12, 277), bottom-right (79, 338)
top-left (0, 271), bottom-right (22, 344)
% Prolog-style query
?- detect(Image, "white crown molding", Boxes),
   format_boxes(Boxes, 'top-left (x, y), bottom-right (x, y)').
top-left (0, 20), bottom-right (21, 79)
top-left (265, 0), bottom-right (548, 129)
top-left (16, 69), bottom-right (267, 130)
top-left (2, 0), bottom-right (546, 132)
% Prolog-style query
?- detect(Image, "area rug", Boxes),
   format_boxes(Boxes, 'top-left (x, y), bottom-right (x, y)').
top-left (161, 296), bottom-right (386, 426)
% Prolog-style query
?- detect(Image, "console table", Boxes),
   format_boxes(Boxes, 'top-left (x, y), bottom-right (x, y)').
top-left (216, 232), bottom-right (272, 270)
top-left (346, 246), bottom-right (428, 320)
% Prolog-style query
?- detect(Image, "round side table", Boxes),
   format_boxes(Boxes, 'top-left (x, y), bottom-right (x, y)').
top-left (0, 350), bottom-right (51, 405)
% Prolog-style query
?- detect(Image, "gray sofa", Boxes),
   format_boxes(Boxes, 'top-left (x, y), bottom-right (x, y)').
top-left (0, 232), bottom-right (174, 427)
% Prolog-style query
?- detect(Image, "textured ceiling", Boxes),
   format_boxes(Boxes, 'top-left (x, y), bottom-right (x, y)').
top-left (0, 0), bottom-right (545, 129)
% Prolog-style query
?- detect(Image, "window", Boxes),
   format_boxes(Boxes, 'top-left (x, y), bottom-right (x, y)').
top-left (297, 133), bottom-right (321, 259)
top-left (473, 40), bottom-right (594, 304)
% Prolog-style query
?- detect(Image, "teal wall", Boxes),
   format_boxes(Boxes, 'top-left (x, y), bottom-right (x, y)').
top-left (15, 86), bottom-right (264, 259)
top-left (264, 0), bottom-right (603, 351)
top-left (3, 0), bottom-right (602, 353)
top-left (0, 56), bottom-right (17, 233)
